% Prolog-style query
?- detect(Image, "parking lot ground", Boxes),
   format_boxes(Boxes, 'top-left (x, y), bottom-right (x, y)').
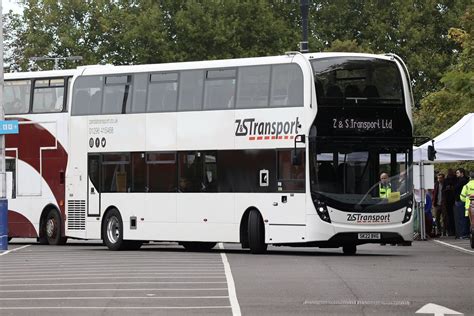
top-left (0, 241), bottom-right (235, 316)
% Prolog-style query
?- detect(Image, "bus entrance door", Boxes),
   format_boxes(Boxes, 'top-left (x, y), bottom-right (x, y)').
top-left (87, 155), bottom-right (101, 217)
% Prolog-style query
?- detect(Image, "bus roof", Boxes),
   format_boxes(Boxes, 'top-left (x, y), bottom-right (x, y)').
top-left (4, 69), bottom-right (77, 80)
top-left (75, 52), bottom-right (397, 77)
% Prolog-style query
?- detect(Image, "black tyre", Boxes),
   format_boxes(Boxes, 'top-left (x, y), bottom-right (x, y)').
top-left (342, 244), bottom-right (357, 255)
top-left (248, 209), bottom-right (267, 254)
top-left (470, 231), bottom-right (474, 249)
top-left (103, 209), bottom-right (126, 251)
top-left (43, 209), bottom-right (67, 245)
top-left (181, 242), bottom-right (217, 251)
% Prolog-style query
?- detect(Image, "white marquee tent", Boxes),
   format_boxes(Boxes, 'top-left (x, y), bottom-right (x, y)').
top-left (413, 113), bottom-right (474, 163)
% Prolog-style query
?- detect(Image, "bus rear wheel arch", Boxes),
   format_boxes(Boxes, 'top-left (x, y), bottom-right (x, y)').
top-left (39, 207), bottom-right (67, 245)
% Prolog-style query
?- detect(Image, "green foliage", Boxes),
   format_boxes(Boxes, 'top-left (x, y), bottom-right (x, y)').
top-left (414, 5), bottom-right (473, 139)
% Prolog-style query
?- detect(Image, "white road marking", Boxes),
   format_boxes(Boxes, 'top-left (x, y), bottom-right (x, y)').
top-left (0, 288), bottom-right (228, 293)
top-left (0, 295), bottom-right (229, 300)
top-left (219, 243), bottom-right (242, 316)
top-left (416, 302), bottom-right (463, 315)
top-left (0, 244), bottom-right (30, 256)
top-left (0, 276), bottom-right (226, 282)
top-left (433, 240), bottom-right (474, 255)
top-left (0, 306), bottom-right (232, 310)
top-left (0, 272), bottom-right (224, 278)
top-left (0, 281), bottom-right (227, 287)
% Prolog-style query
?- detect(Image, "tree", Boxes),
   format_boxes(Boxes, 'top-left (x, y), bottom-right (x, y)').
top-left (170, 1), bottom-right (298, 62)
top-left (414, 5), bottom-right (473, 138)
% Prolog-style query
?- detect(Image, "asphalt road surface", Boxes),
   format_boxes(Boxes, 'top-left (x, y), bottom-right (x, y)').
top-left (0, 239), bottom-right (472, 316)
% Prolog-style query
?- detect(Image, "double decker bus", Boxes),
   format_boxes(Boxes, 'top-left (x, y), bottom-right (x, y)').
top-left (65, 52), bottom-right (414, 254)
top-left (4, 69), bottom-right (76, 244)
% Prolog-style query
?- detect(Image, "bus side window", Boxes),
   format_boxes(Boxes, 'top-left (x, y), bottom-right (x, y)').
top-left (270, 64), bottom-right (303, 107)
top-left (4, 80), bottom-right (31, 114)
top-left (278, 150), bottom-right (305, 192)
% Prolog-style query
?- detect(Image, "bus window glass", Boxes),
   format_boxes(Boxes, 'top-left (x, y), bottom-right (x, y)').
top-left (72, 76), bottom-right (103, 116)
top-left (131, 152), bottom-right (146, 192)
top-left (311, 57), bottom-right (404, 107)
top-left (147, 152), bottom-right (177, 192)
top-left (4, 80), bottom-right (31, 114)
top-left (178, 152), bottom-right (203, 192)
top-left (88, 155), bottom-right (101, 192)
top-left (310, 143), bottom-right (412, 211)
top-left (278, 150), bottom-right (305, 192)
top-left (203, 152), bottom-right (217, 192)
top-left (129, 73), bottom-right (147, 113)
top-left (101, 153), bottom-right (130, 192)
top-left (178, 70), bottom-right (204, 111)
top-left (103, 75), bottom-right (131, 114)
top-left (217, 150), bottom-right (277, 193)
top-left (204, 69), bottom-right (236, 110)
top-left (236, 65), bottom-right (270, 109)
top-left (32, 79), bottom-right (65, 113)
top-left (270, 64), bottom-right (303, 107)
top-left (147, 73), bottom-right (178, 113)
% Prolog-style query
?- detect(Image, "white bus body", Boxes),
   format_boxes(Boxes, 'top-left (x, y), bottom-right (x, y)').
top-left (66, 53), bottom-right (414, 254)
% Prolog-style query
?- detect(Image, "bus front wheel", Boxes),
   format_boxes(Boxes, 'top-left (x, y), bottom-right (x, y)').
top-left (103, 209), bottom-right (126, 251)
top-left (342, 244), bottom-right (357, 255)
top-left (248, 210), bottom-right (267, 254)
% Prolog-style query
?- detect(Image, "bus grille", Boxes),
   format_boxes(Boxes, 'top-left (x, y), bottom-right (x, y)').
top-left (67, 200), bottom-right (86, 230)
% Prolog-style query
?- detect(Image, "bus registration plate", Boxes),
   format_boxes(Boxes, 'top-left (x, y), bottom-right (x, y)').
top-left (358, 233), bottom-right (381, 240)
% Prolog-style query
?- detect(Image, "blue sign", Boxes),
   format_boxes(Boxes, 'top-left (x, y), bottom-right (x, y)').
top-left (0, 120), bottom-right (19, 135)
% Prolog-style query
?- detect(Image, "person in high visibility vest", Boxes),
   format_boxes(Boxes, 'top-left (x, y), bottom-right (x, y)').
top-left (460, 171), bottom-right (474, 223)
top-left (379, 172), bottom-right (392, 198)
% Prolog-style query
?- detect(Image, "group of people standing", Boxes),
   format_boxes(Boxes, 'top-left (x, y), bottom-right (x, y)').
top-left (430, 168), bottom-right (473, 239)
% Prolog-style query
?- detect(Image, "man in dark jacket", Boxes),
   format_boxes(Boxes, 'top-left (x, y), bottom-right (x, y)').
top-left (444, 169), bottom-right (457, 236)
top-left (432, 173), bottom-right (446, 236)
top-left (455, 168), bottom-right (469, 238)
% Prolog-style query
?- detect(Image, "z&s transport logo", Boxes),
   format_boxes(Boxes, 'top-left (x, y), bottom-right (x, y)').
top-left (235, 117), bottom-right (301, 141)
top-left (347, 213), bottom-right (390, 224)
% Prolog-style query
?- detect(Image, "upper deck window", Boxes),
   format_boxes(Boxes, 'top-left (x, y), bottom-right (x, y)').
top-left (311, 57), bottom-right (404, 107)
top-left (236, 66), bottom-right (271, 109)
top-left (4, 80), bottom-right (31, 114)
top-left (204, 69), bottom-right (236, 110)
top-left (32, 78), bottom-right (65, 113)
top-left (148, 72), bottom-right (178, 113)
top-left (103, 75), bottom-right (132, 114)
top-left (178, 70), bottom-right (204, 111)
top-left (270, 64), bottom-right (303, 107)
top-left (72, 76), bottom-right (103, 116)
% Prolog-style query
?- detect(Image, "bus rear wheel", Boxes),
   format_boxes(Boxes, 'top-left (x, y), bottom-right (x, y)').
top-left (103, 209), bottom-right (126, 251)
top-left (181, 242), bottom-right (217, 252)
top-left (43, 209), bottom-right (67, 245)
top-left (342, 244), bottom-right (357, 255)
top-left (248, 210), bottom-right (267, 254)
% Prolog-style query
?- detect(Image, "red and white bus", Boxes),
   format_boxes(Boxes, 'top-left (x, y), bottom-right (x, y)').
top-left (65, 52), bottom-right (414, 254)
top-left (4, 69), bottom-right (76, 245)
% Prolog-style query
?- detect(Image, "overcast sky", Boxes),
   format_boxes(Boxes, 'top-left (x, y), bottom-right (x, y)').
top-left (2, 0), bottom-right (23, 14)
